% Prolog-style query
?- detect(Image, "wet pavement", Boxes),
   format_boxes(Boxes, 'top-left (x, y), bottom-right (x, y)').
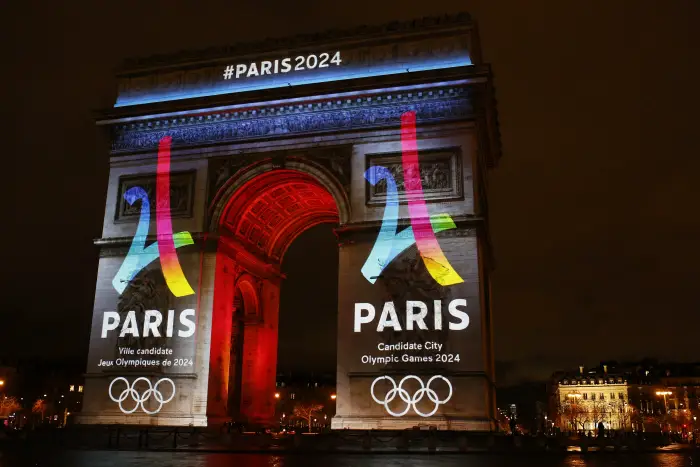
top-left (0, 450), bottom-right (696, 467)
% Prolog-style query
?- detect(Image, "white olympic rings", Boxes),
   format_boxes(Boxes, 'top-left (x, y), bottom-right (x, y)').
top-left (371, 375), bottom-right (452, 417)
top-left (108, 377), bottom-right (176, 415)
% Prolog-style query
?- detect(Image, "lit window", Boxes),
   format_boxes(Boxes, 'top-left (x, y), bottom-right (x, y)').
top-left (291, 393), bottom-right (295, 400)
top-left (78, 386), bottom-right (83, 393)
top-left (69, 385), bottom-right (75, 392)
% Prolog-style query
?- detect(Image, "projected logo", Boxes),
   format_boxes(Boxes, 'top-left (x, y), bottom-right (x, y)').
top-left (109, 377), bottom-right (176, 414)
top-left (371, 375), bottom-right (452, 417)
top-left (112, 136), bottom-right (195, 297)
top-left (361, 111), bottom-right (464, 287)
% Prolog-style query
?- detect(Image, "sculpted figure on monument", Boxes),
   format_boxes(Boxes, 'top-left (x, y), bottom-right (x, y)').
top-left (209, 156), bottom-right (256, 200)
top-left (114, 269), bottom-right (169, 361)
top-left (371, 160), bottom-right (452, 196)
top-left (301, 148), bottom-right (352, 193)
top-left (425, 163), bottom-right (450, 189)
top-left (119, 174), bottom-right (193, 220)
top-left (377, 248), bottom-right (450, 370)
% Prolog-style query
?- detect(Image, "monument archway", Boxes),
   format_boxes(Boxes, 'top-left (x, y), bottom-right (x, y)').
top-left (206, 164), bottom-right (347, 425)
top-left (78, 14), bottom-right (501, 431)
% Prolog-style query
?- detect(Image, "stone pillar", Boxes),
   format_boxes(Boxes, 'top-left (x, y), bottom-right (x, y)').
top-left (239, 278), bottom-right (280, 426)
top-left (226, 314), bottom-right (244, 419)
top-left (206, 251), bottom-right (235, 423)
top-left (331, 225), bottom-right (494, 431)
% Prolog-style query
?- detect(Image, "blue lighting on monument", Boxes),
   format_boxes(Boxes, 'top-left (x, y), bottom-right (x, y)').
top-left (114, 56), bottom-right (472, 108)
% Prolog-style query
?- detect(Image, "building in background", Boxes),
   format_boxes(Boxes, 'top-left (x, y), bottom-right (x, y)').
top-left (497, 382), bottom-right (548, 434)
top-left (551, 364), bottom-right (630, 433)
top-left (274, 372), bottom-right (336, 432)
top-left (625, 361), bottom-right (700, 435)
top-left (550, 361), bottom-right (700, 435)
top-left (2, 358), bottom-right (86, 428)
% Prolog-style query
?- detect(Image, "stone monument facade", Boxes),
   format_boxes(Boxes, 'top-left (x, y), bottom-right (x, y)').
top-left (77, 13), bottom-right (502, 430)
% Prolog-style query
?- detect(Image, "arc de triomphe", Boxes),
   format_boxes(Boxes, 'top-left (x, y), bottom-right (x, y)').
top-left (77, 13), bottom-right (502, 431)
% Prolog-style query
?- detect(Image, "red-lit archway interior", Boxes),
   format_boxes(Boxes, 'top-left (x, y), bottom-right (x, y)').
top-left (208, 168), bottom-right (339, 426)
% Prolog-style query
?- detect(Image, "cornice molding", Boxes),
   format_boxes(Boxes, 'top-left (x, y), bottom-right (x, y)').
top-left (95, 233), bottom-right (218, 257)
top-left (110, 87), bottom-right (474, 154)
top-left (334, 217), bottom-right (482, 245)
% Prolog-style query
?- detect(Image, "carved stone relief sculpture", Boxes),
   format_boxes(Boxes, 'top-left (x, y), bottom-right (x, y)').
top-left (376, 248), bottom-right (450, 372)
top-left (366, 148), bottom-right (463, 205)
top-left (113, 268), bottom-right (170, 369)
top-left (116, 171), bottom-right (195, 221)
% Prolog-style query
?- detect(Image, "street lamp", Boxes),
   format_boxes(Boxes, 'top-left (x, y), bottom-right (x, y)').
top-left (330, 394), bottom-right (337, 400)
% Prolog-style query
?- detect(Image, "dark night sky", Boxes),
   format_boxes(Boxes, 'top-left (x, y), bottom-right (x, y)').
top-left (4, 1), bottom-right (699, 385)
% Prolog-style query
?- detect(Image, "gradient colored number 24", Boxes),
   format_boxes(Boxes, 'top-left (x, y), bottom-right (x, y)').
top-left (112, 137), bottom-right (195, 297)
top-left (113, 111), bottom-right (460, 296)
top-left (361, 111), bottom-right (464, 287)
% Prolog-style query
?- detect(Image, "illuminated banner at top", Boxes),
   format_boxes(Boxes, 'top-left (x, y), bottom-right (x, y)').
top-left (114, 34), bottom-right (473, 107)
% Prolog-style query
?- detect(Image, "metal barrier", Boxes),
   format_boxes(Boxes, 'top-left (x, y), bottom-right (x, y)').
top-left (13, 426), bottom-right (697, 454)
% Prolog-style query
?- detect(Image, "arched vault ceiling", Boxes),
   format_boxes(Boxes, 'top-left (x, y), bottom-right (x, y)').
top-left (221, 170), bottom-right (338, 261)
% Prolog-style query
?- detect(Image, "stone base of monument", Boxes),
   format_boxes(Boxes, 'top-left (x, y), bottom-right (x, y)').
top-left (74, 412), bottom-right (208, 427)
top-left (330, 415), bottom-right (492, 431)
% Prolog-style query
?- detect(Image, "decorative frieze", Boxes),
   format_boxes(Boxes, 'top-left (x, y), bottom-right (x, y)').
top-left (110, 89), bottom-right (472, 153)
top-left (115, 171), bottom-right (196, 222)
top-left (366, 148), bottom-right (463, 205)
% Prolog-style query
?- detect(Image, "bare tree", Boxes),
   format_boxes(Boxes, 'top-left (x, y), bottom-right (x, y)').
top-left (646, 411), bottom-right (671, 432)
top-left (630, 405), bottom-right (644, 432)
top-left (496, 410), bottom-right (511, 433)
top-left (560, 400), bottom-right (587, 432)
top-left (0, 397), bottom-right (21, 417)
top-left (669, 407), bottom-right (691, 433)
top-left (293, 404), bottom-right (324, 433)
top-left (590, 400), bottom-right (609, 429)
top-left (615, 401), bottom-right (634, 431)
top-left (32, 398), bottom-right (48, 425)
